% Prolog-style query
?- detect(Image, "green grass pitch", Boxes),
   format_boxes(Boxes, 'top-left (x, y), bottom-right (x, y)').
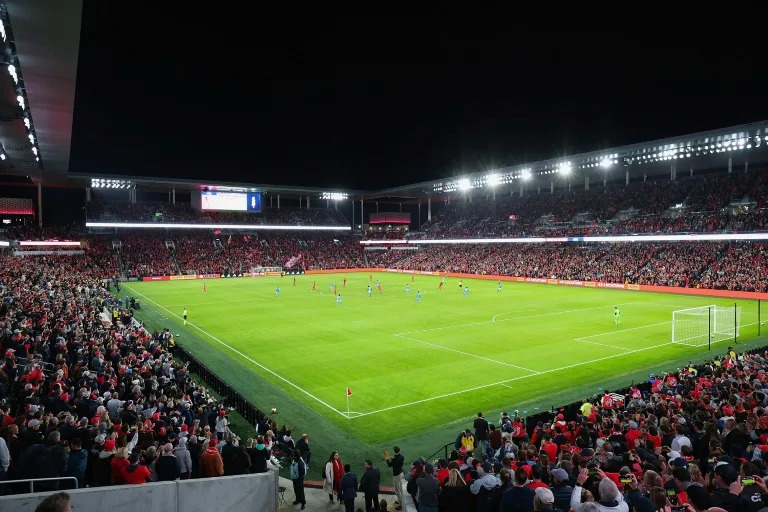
top-left (120, 272), bottom-right (766, 468)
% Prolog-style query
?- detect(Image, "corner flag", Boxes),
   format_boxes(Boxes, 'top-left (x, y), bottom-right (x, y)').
top-left (346, 387), bottom-right (353, 397)
top-left (346, 387), bottom-right (353, 419)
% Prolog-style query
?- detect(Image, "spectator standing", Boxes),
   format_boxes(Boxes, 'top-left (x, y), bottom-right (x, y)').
top-left (0, 435), bottom-right (10, 482)
top-left (296, 433), bottom-right (311, 466)
top-left (187, 435), bottom-right (201, 478)
top-left (502, 468), bottom-right (536, 512)
top-left (121, 452), bottom-right (151, 484)
top-left (290, 451), bottom-right (307, 510)
top-left (340, 463), bottom-right (358, 512)
top-left (384, 446), bottom-right (404, 510)
top-left (439, 467), bottom-right (471, 512)
top-left (360, 459), bottom-right (381, 512)
top-left (550, 468), bottom-right (573, 511)
top-left (324, 451), bottom-right (345, 504)
top-left (215, 410), bottom-right (229, 440)
top-left (156, 443), bottom-right (182, 481)
top-left (110, 448), bottom-right (130, 485)
top-left (200, 438), bottom-right (224, 477)
top-left (63, 437), bottom-right (87, 489)
top-left (35, 431), bottom-right (69, 491)
top-left (474, 412), bottom-right (489, 456)
top-left (416, 463), bottom-right (439, 512)
top-left (174, 437), bottom-right (193, 479)
top-left (534, 487), bottom-right (559, 512)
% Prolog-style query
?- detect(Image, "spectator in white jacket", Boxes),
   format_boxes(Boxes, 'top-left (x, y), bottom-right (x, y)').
top-left (174, 436), bottom-right (193, 479)
top-left (470, 462), bottom-right (500, 495)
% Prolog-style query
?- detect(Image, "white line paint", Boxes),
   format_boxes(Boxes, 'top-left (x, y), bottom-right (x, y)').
top-left (572, 339), bottom-right (632, 351)
top-left (124, 285), bottom-right (350, 418)
top-left (352, 340), bottom-right (676, 418)
top-left (573, 321), bottom-right (672, 341)
top-left (393, 333), bottom-right (540, 374)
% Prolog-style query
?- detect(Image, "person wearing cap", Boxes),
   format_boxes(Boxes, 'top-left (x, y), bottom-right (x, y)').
top-left (710, 462), bottom-right (743, 511)
top-left (339, 463), bottom-right (358, 512)
top-left (535, 487), bottom-right (558, 512)
top-left (416, 463), bottom-right (439, 512)
top-left (20, 418), bottom-right (45, 449)
top-left (200, 438), bottom-right (224, 477)
top-left (121, 452), bottom-right (151, 484)
top-left (551, 467), bottom-right (573, 511)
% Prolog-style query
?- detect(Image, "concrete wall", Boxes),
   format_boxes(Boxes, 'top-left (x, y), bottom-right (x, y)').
top-left (0, 470), bottom-right (278, 512)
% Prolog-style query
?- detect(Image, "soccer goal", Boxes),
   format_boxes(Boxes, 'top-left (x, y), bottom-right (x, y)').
top-left (672, 305), bottom-right (741, 347)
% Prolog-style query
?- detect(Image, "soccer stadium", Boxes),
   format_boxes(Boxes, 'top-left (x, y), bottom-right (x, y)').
top-left (1, 5), bottom-right (768, 512)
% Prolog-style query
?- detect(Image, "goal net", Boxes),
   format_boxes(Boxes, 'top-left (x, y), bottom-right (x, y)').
top-left (249, 266), bottom-right (283, 277)
top-left (672, 305), bottom-right (742, 346)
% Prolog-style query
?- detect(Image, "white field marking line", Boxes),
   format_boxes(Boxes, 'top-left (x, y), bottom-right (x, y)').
top-left (499, 383), bottom-right (515, 390)
top-left (124, 285), bottom-right (349, 418)
top-left (352, 339), bottom-right (676, 419)
top-left (393, 333), bottom-right (540, 374)
top-left (492, 312), bottom-right (511, 322)
top-left (397, 302), bottom-right (643, 336)
top-left (571, 321), bottom-right (673, 351)
top-left (571, 339), bottom-right (632, 351)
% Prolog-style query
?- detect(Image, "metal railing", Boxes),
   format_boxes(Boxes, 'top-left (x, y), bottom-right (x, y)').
top-left (0, 476), bottom-right (78, 494)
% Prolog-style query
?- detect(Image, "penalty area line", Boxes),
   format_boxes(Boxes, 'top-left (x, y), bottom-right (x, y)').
top-left (124, 285), bottom-right (350, 419)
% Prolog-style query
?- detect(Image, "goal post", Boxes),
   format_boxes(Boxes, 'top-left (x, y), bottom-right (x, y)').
top-left (672, 305), bottom-right (741, 348)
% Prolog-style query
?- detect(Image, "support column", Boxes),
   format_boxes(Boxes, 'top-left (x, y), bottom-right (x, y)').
top-left (37, 182), bottom-right (42, 228)
top-left (169, 189), bottom-right (172, 203)
top-left (670, 163), bottom-right (677, 181)
top-left (584, 175), bottom-right (590, 191)
top-left (418, 200), bottom-right (421, 227)
top-left (745, 159), bottom-right (749, 172)
top-left (492, 189), bottom-right (496, 200)
top-left (728, 155), bottom-right (733, 173)
top-left (86, 187), bottom-right (91, 202)
top-left (625, 171), bottom-right (629, 186)
top-left (427, 196), bottom-right (431, 222)
top-left (307, 195), bottom-right (310, 209)
top-left (550, 181), bottom-right (554, 194)
top-left (172, 188), bottom-right (176, 205)
top-left (299, 196), bottom-right (302, 208)
top-left (690, 168), bottom-right (694, 177)
top-left (519, 183), bottom-right (524, 197)
top-left (270, 195), bottom-right (273, 208)
top-left (360, 199), bottom-right (364, 228)
top-left (399, 203), bottom-right (402, 212)
top-left (277, 194), bottom-right (280, 209)
top-left (351, 201), bottom-right (355, 229)
top-left (644, 174), bottom-right (647, 183)
top-left (376, 202), bottom-right (379, 212)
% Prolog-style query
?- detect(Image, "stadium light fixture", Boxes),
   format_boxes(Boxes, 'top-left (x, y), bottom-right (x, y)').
top-left (0, 154), bottom-right (5, 160)
top-left (28, 133), bottom-right (34, 144)
top-left (406, 232), bottom-right (768, 245)
top-left (7, 64), bottom-right (17, 84)
top-left (31, 147), bottom-right (37, 155)
top-left (558, 162), bottom-right (572, 175)
top-left (521, 170), bottom-right (532, 181)
top-left (16, 95), bottom-right (24, 109)
top-left (599, 159), bottom-right (612, 168)
top-left (457, 178), bottom-right (472, 191)
top-left (23, 117), bottom-right (30, 129)
top-left (486, 173), bottom-right (501, 187)
top-left (0, 20), bottom-right (5, 42)
top-left (86, 222), bottom-right (352, 231)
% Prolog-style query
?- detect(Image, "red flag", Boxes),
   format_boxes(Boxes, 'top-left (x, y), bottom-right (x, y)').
top-left (346, 387), bottom-right (352, 397)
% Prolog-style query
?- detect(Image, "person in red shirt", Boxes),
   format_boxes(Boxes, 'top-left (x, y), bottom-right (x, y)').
top-left (541, 435), bottom-right (558, 461)
top-left (121, 452), bottom-right (151, 484)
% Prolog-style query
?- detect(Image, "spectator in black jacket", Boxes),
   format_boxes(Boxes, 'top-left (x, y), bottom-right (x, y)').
top-left (295, 433), bottom-right (311, 466)
top-left (384, 446), bottom-right (404, 510)
top-left (35, 432), bottom-right (69, 491)
top-left (359, 459), bottom-right (381, 512)
top-left (156, 443), bottom-right (182, 481)
top-left (188, 436), bottom-right (202, 478)
top-left (227, 444), bottom-right (251, 475)
top-left (19, 419), bottom-right (45, 449)
top-left (550, 468), bottom-right (573, 511)
top-left (474, 412), bottom-right (489, 456)
top-left (248, 437), bottom-right (269, 473)
top-left (340, 464), bottom-right (358, 512)
top-left (291, 451), bottom-right (307, 510)
top-left (439, 468), bottom-right (472, 512)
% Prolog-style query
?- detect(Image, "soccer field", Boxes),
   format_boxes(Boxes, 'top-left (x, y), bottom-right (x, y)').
top-left (121, 272), bottom-right (765, 464)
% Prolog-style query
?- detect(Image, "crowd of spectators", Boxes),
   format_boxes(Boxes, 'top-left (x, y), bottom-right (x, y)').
top-left (396, 347), bottom-right (768, 512)
top-left (0, 254), bottom-right (291, 494)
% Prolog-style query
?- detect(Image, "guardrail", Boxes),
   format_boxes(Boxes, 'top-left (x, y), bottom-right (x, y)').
top-left (0, 476), bottom-right (78, 494)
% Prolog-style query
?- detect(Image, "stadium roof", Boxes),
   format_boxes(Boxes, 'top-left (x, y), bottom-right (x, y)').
top-left (0, 0), bottom-right (82, 183)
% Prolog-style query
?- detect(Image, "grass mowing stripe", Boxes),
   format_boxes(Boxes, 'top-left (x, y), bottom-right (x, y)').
top-left (124, 284), bottom-right (349, 418)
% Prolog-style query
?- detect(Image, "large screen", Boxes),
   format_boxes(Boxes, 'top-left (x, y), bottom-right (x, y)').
top-left (200, 191), bottom-right (261, 212)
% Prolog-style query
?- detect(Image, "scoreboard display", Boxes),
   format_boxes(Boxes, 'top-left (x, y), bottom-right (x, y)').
top-left (200, 191), bottom-right (261, 212)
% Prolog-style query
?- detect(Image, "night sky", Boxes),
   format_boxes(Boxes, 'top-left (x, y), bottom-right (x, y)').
top-left (69, 7), bottom-right (767, 190)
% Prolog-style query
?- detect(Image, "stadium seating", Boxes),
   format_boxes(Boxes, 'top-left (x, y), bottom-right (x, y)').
top-left (0, 255), bottom-right (284, 494)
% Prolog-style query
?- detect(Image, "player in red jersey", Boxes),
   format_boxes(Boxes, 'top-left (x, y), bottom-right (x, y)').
top-left (411, 274), bottom-right (415, 282)
top-left (343, 278), bottom-right (347, 287)
top-left (334, 286), bottom-right (338, 296)
top-left (369, 274), bottom-right (372, 281)
top-left (377, 283), bottom-right (382, 293)
top-left (202, 282), bottom-right (207, 293)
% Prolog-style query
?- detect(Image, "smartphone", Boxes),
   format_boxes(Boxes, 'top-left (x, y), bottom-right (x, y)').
top-left (620, 477), bottom-right (632, 484)
top-left (666, 490), bottom-right (676, 497)
top-left (741, 477), bottom-right (756, 486)
top-left (671, 507), bottom-right (687, 512)
top-left (588, 470), bottom-right (597, 476)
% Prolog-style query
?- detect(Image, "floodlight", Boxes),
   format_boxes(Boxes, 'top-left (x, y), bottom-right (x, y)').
top-left (599, 159), bottom-right (612, 168)
top-left (0, 154), bottom-right (5, 160)
top-left (559, 163), bottom-right (572, 175)
top-left (28, 133), bottom-right (34, 144)
top-left (23, 117), bottom-right (30, 129)
top-left (31, 147), bottom-right (37, 155)
top-left (7, 64), bottom-right (17, 84)
top-left (35, 157), bottom-right (39, 162)
top-left (521, 170), bottom-right (532, 181)
top-left (457, 178), bottom-right (472, 191)
top-left (16, 95), bottom-right (24, 109)
top-left (486, 173), bottom-right (501, 187)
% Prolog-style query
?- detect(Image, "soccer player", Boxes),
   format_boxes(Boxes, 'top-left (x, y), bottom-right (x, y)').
top-left (183, 307), bottom-right (188, 326)
top-left (406, 283), bottom-right (411, 294)
top-left (375, 279), bottom-right (380, 286)
top-left (343, 278), bottom-right (347, 287)
top-left (463, 286), bottom-right (469, 297)
top-left (329, 282), bottom-right (334, 292)
top-left (334, 286), bottom-right (338, 296)
top-left (293, 277), bottom-right (296, 286)
top-left (614, 306), bottom-right (621, 326)
top-left (416, 290), bottom-right (422, 303)
top-left (367, 285), bottom-right (372, 297)
top-left (438, 281), bottom-right (443, 291)
top-left (312, 281), bottom-right (316, 292)
top-left (497, 281), bottom-right (502, 293)
top-left (275, 286), bottom-right (280, 298)
top-left (369, 274), bottom-right (372, 281)
top-left (441, 276), bottom-right (446, 285)
top-left (377, 282), bottom-right (382, 294)
top-left (459, 279), bottom-right (463, 290)
top-left (336, 294), bottom-right (342, 305)
top-left (202, 282), bottom-right (207, 293)
top-left (411, 274), bottom-right (415, 282)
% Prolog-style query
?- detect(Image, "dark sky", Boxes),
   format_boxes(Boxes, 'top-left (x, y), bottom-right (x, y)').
top-left (69, 7), bottom-right (767, 190)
